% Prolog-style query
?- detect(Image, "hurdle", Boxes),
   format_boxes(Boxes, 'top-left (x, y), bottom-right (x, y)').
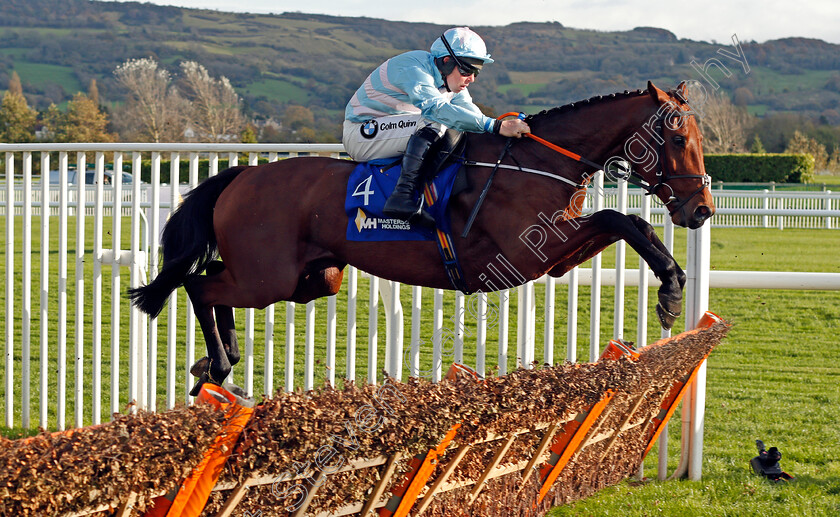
top-left (1, 314), bottom-right (728, 516)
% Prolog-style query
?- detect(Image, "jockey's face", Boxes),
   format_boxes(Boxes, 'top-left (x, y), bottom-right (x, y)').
top-left (444, 58), bottom-right (476, 93)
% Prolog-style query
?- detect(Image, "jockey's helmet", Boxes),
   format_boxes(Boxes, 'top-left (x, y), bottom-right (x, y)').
top-left (430, 27), bottom-right (494, 75)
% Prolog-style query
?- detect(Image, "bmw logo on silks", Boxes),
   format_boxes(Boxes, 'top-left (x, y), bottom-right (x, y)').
top-left (360, 119), bottom-right (378, 139)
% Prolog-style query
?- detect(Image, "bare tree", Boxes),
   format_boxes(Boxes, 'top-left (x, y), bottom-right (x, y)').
top-left (697, 92), bottom-right (752, 153)
top-left (179, 61), bottom-right (245, 142)
top-left (113, 58), bottom-right (187, 142)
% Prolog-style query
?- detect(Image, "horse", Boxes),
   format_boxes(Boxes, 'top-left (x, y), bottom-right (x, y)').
top-left (129, 81), bottom-right (715, 390)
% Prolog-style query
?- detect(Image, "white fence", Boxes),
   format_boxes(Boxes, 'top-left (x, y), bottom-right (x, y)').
top-left (2, 143), bottom-right (839, 483)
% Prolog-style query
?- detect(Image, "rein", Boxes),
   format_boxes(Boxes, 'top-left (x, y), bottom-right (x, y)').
top-left (485, 111), bottom-right (711, 216)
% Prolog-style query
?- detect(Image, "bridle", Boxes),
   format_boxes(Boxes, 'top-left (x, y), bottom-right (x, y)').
top-left (460, 107), bottom-right (711, 237)
top-left (498, 108), bottom-right (711, 216)
top-left (612, 111), bottom-right (711, 216)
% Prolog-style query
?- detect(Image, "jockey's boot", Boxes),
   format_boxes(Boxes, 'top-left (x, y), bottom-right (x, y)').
top-left (425, 128), bottom-right (464, 173)
top-left (383, 127), bottom-right (437, 229)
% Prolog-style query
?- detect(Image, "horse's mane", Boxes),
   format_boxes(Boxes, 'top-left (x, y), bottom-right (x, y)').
top-left (525, 89), bottom-right (649, 123)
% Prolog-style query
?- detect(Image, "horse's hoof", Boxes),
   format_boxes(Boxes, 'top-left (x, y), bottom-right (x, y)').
top-left (190, 356), bottom-right (211, 377)
top-left (656, 303), bottom-right (680, 331)
top-left (189, 371), bottom-right (210, 397)
top-left (189, 367), bottom-right (227, 397)
top-left (408, 209), bottom-right (436, 229)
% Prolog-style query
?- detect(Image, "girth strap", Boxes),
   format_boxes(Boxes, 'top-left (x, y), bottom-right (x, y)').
top-left (422, 180), bottom-right (472, 294)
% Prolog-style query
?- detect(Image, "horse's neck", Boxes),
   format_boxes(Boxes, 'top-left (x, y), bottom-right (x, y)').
top-left (527, 95), bottom-right (656, 178)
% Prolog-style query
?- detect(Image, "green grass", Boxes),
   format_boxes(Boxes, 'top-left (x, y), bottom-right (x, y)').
top-left (548, 227), bottom-right (840, 516)
top-left (11, 61), bottom-right (83, 93)
top-left (747, 104), bottom-right (770, 117)
top-left (239, 76), bottom-right (312, 104)
top-left (1, 217), bottom-right (839, 514)
top-left (813, 175), bottom-right (840, 187)
top-left (499, 83), bottom-right (548, 96)
top-left (747, 66), bottom-right (837, 95)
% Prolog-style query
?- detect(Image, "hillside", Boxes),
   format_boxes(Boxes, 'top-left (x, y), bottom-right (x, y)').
top-left (1, 0), bottom-right (839, 141)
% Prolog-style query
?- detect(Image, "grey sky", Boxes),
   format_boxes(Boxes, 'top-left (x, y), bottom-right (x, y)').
top-left (115, 0), bottom-right (840, 44)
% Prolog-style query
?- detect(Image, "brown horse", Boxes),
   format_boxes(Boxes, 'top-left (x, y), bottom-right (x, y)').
top-left (129, 81), bottom-right (714, 388)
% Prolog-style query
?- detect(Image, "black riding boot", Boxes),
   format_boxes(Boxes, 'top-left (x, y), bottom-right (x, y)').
top-left (425, 128), bottom-right (464, 173)
top-left (383, 127), bottom-right (438, 229)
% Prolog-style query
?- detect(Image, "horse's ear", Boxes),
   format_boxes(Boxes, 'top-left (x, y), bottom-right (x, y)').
top-left (647, 81), bottom-right (669, 104)
top-left (674, 81), bottom-right (688, 103)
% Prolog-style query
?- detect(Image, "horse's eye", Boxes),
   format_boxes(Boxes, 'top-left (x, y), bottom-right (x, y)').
top-left (673, 135), bottom-right (686, 147)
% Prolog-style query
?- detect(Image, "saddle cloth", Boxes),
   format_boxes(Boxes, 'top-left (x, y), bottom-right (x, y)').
top-left (345, 160), bottom-right (461, 242)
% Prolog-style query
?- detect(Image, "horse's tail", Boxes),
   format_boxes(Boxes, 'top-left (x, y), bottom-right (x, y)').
top-left (128, 166), bottom-right (249, 317)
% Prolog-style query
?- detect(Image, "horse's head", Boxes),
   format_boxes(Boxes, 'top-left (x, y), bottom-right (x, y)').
top-left (623, 82), bottom-right (715, 229)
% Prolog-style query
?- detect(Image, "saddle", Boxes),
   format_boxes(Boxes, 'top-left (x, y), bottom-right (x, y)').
top-left (344, 144), bottom-right (468, 242)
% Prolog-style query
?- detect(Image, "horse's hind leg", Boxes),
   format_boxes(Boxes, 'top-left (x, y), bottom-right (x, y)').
top-left (215, 305), bottom-right (239, 365)
top-left (206, 261), bottom-right (239, 365)
top-left (190, 262), bottom-right (241, 382)
top-left (184, 273), bottom-right (232, 391)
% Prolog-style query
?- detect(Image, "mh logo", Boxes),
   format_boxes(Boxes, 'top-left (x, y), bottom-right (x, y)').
top-left (355, 208), bottom-right (378, 232)
top-left (243, 510), bottom-right (263, 517)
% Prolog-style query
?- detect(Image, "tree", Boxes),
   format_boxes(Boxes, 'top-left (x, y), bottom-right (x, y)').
top-left (732, 87), bottom-right (755, 107)
top-left (45, 93), bottom-right (116, 143)
top-left (179, 61), bottom-right (245, 142)
top-left (749, 135), bottom-right (766, 154)
top-left (785, 130), bottom-right (829, 172)
top-left (8, 71), bottom-right (23, 96)
top-left (697, 93), bottom-right (752, 153)
top-left (0, 72), bottom-right (37, 142)
top-left (87, 78), bottom-right (99, 106)
top-left (828, 146), bottom-right (840, 173)
top-left (114, 57), bottom-right (187, 142)
top-left (240, 125), bottom-right (257, 143)
top-left (282, 105), bottom-right (314, 131)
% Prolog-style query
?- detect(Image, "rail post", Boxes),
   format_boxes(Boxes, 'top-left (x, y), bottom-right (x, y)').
top-left (684, 222), bottom-right (711, 480)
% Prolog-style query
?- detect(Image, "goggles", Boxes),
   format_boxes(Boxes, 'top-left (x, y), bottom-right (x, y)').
top-left (439, 33), bottom-right (482, 77)
top-left (457, 64), bottom-right (479, 77)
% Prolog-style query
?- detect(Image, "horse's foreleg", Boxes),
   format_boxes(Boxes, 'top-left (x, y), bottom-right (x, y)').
top-left (536, 210), bottom-right (684, 330)
top-left (289, 260), bottom-right (346, 304)
top-left (628, 215), bottom-right (686, 289)
top-left (598, 212), bottom-right (684, 329)
top-left (626, 215), bottom-right (686, 328)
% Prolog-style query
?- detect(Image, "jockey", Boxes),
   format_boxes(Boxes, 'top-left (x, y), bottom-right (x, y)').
top-left (343, 27), bottom-right (530, 228)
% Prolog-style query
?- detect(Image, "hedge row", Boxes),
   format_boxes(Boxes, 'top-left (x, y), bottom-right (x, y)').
top-left (137, 153), bottom-right (814, 185)
top-left (703, 153), bottom-right (815, 183)
top-left (136, 153), bottom-right (814, 185)
top-left (15, 152), bottom-right (813, 185)
top-left (136, 157), bottom-right (275, 184)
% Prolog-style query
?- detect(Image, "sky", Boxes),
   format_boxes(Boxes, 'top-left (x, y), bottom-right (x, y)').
top-left (114, 0), bottom-right (840, 44)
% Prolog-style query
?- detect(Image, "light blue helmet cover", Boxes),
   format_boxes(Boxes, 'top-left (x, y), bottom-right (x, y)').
top-left (430, 27), bottom-right (494, 64)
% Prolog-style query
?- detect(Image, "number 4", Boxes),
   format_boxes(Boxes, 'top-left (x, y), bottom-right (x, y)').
top-left (352, 175), bottom-right (375, 206)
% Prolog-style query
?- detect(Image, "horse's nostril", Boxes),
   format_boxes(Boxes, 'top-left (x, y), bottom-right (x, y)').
top-left (694, 205), bottom-right (711, 221)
